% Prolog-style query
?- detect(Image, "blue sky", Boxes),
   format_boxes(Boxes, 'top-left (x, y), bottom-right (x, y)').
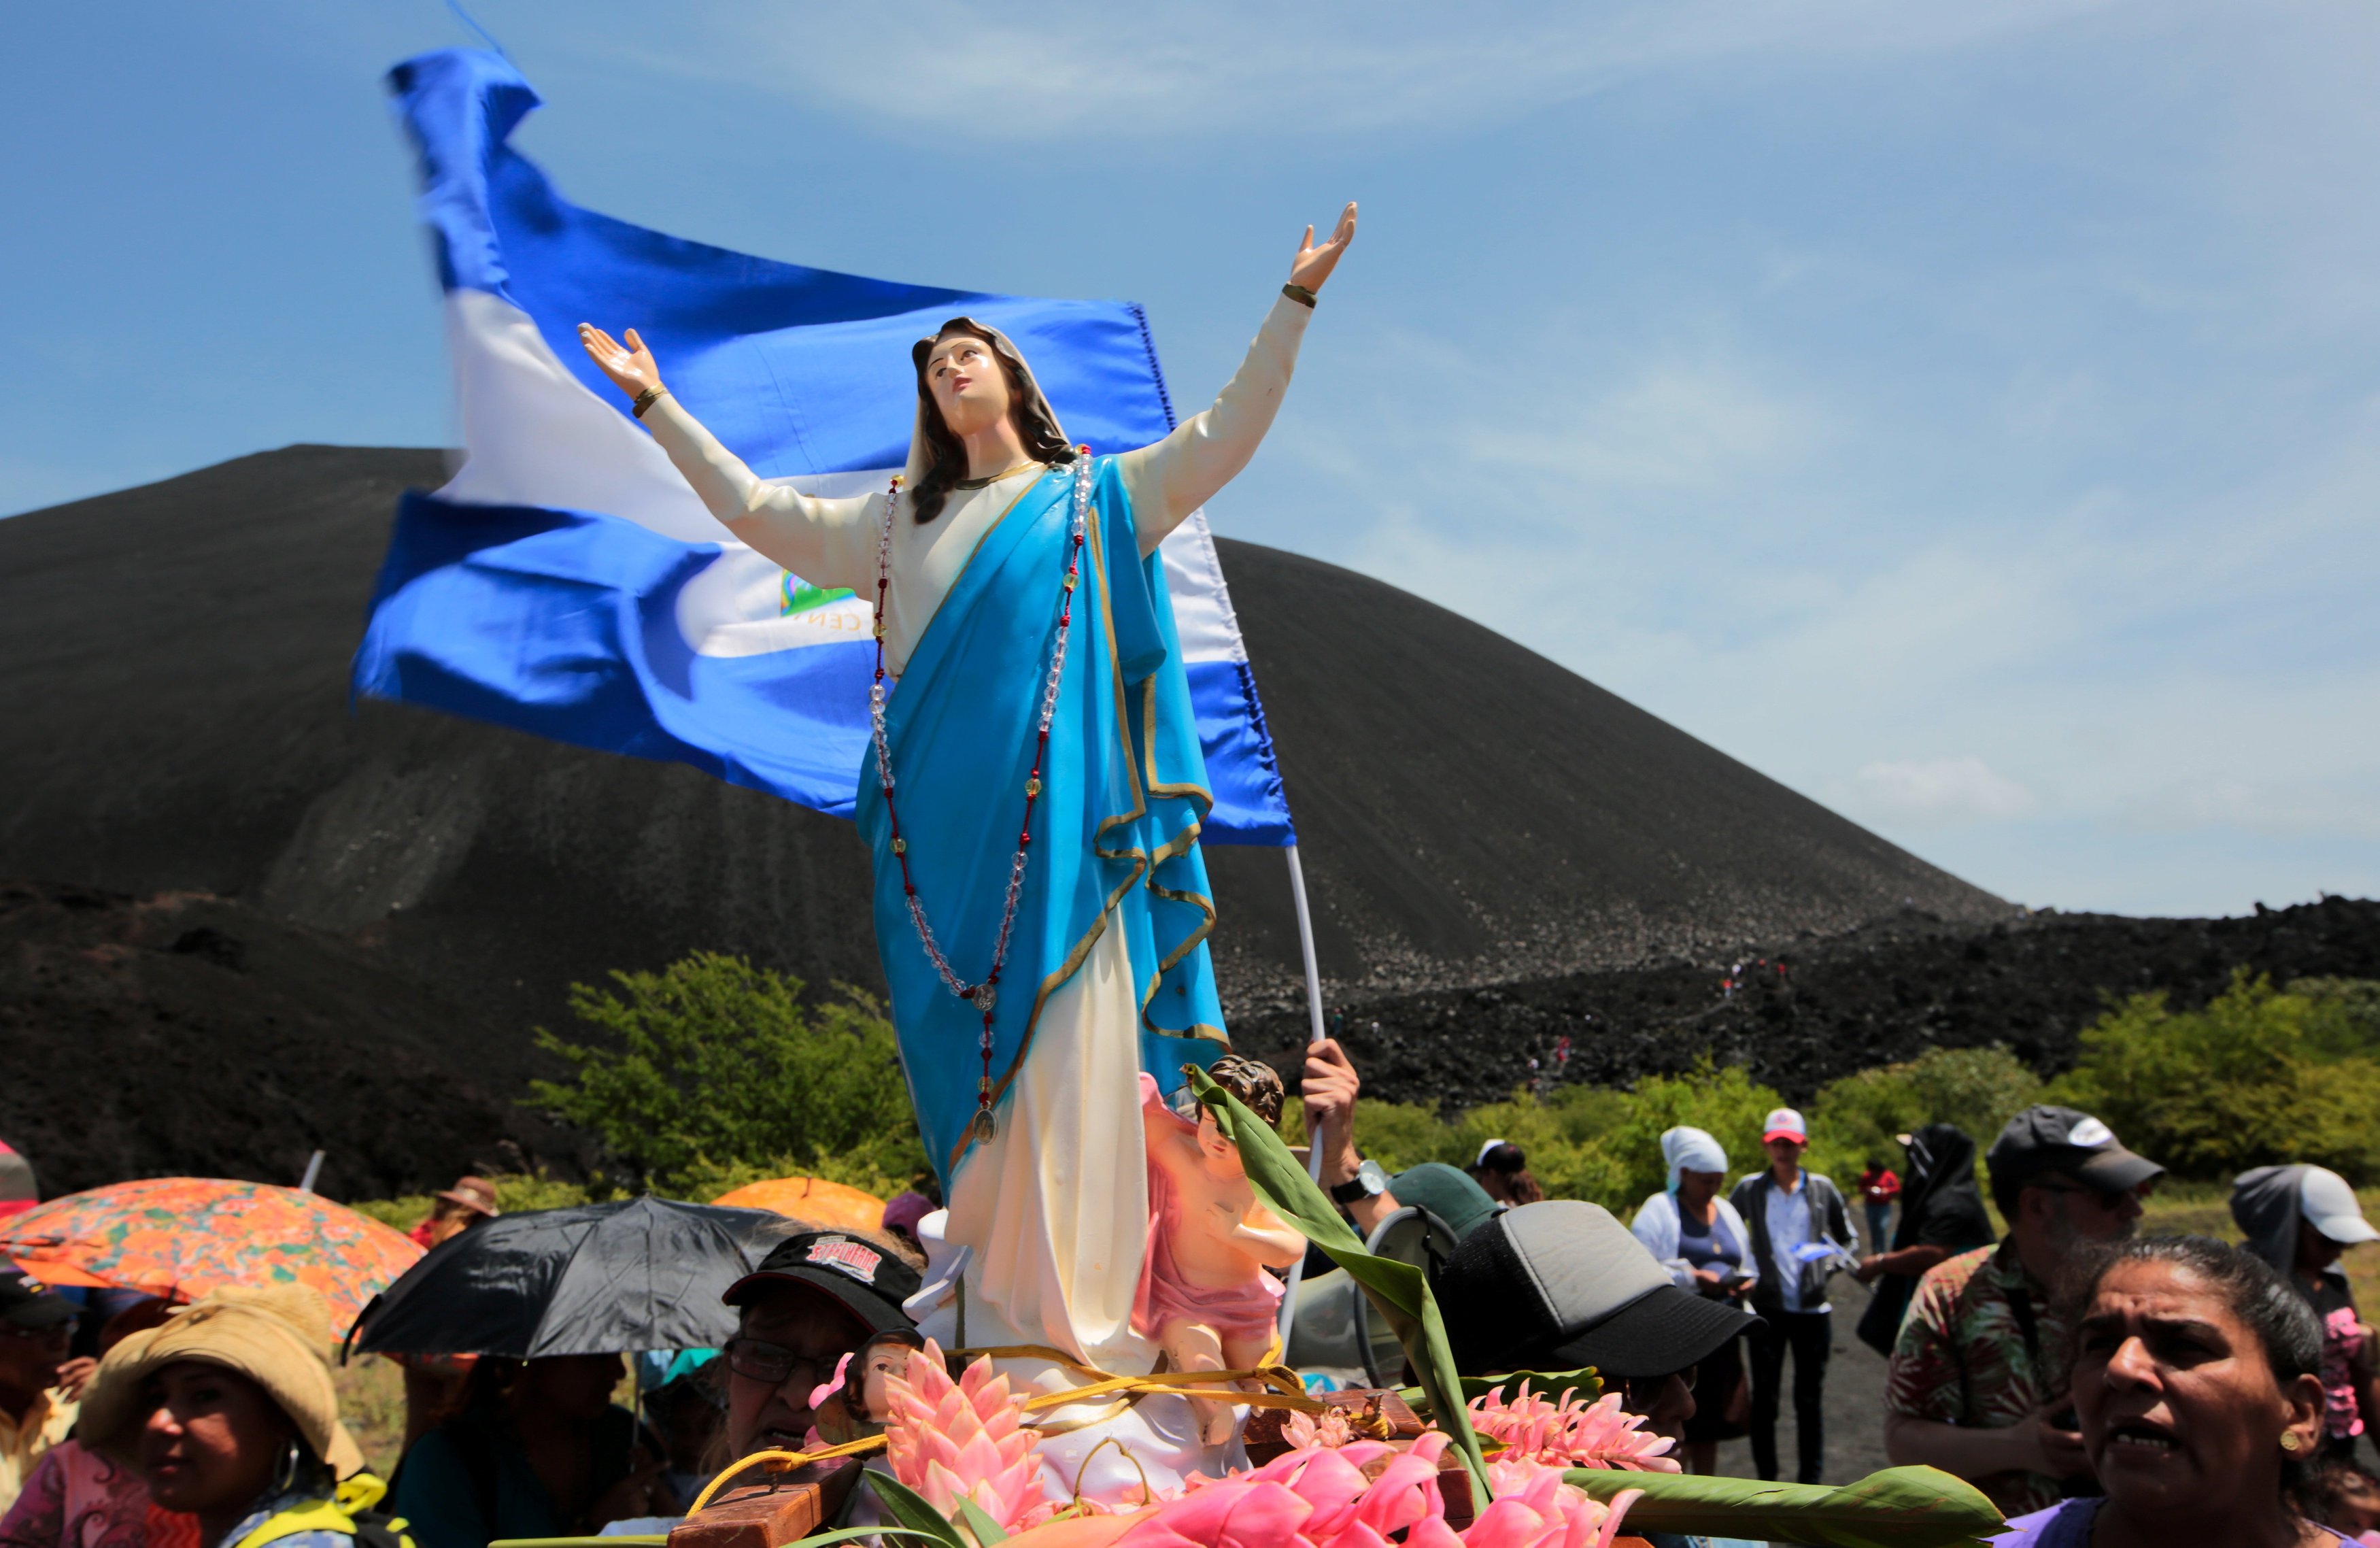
top-left (6, 1), bottom-right (2376, 920)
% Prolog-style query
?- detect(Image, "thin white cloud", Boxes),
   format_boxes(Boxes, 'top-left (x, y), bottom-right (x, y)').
top-left (1844, 757), bottom-right (2040, 828)
top-left (624, 0), bottom-right (2126, 142)
top-left (2122, 779), bottom-right (2380, 842)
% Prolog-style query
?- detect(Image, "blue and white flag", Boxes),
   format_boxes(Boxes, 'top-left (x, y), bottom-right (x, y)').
top-left (360, 48), bottom-right (1293, 844)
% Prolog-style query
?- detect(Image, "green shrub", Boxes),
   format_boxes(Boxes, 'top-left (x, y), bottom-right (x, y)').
top-left (1807, 1045), bottom-right (2044, 1188)
top-left (1586, 1063), bottom-right (1785, 1207)
top-left (345, 1171), bottom-right (602, 1233)
top-left (1344, 1097), bottom-right (1459, 1176)
top-left (1333, 1062), bottom-right (1778, 1214)
top-left (2050, 971), bottom-right (2380, 1183)
top-left (525, 952), bottom-right (924, 1196)
top-left (2290, 977), bottom-right (2380, 1060)
top-left (346, 1195), bottom-right (430, 1233)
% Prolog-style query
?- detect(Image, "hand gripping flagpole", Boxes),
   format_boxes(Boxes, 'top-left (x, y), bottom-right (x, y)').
top-left (1275, 842), bottom-right (1331, 1350)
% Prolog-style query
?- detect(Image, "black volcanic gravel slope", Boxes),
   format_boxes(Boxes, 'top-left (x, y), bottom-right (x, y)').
top-left (0, 446), bottom-right (2001, 1017)
top-left (1230, 896), bottom-right (2380, 1114)
top-left (0, 446), bottom-right (2020, 1189)
top-left (0, 881), bottom-right (584, 1199)
top-left (0, 448), bottom-right (885, 1121)
top-left (1200, 539), bottom-right (2009, 1006)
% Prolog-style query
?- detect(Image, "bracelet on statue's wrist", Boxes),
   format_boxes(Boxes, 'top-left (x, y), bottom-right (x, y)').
top-left (632, 385), bottom-right (671, 419)
top-left (1282, 283), bottom-right (1318, 309)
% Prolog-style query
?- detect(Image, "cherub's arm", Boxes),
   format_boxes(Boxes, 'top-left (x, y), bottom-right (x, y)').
top-left (1229, 1202), bottom-right (1308, 1271)
top-left (577, 324), bottom-right (876, 590)
top-left (1117, 204), bottom-right (1355, 556)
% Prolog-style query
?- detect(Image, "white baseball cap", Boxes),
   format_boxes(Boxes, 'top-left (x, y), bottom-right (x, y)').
top-left (2301, 1167), bottom-right (2380, 1246)
top-left (1763, 1108), bottom-right (1807, 1143)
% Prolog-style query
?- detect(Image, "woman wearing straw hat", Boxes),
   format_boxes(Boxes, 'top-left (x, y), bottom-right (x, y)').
top-left (73, 1288), bottom-right (407, 1548)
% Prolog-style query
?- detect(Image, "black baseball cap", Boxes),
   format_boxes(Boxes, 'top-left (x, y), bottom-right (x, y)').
top-left (723, 1231), bottom-right (921, 1339)
top-left (1988, 1106), bottom-right (2164, 1198)
top-left (1435, 1200), bottom-right (1758, 1380)
top-left (0, 1273), bottom-right (75, 1332)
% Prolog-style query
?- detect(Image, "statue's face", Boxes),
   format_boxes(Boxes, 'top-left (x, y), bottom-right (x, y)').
top-left (1196, 1111), bottom-right (1244, 1174)
top-left (925, 333), bottom-right (1015, 439)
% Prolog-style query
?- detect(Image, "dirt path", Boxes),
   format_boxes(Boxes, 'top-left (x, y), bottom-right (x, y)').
top-left (1711, 1273), bottom-right (1894, 1487)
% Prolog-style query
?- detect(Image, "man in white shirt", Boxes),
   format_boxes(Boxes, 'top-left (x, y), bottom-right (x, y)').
top-left (1729, 1107), bottom-right (1858, 1485)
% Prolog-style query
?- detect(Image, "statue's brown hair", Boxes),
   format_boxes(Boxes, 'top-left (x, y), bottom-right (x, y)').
top-left (909, 320), bottom-right (1076, 524)
top-left (1195, 1055), bottom-right (1287, 1128)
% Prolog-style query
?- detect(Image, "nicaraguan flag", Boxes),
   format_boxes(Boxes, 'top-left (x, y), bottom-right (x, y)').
top-left (360, 48), bottom-right (1294, 843)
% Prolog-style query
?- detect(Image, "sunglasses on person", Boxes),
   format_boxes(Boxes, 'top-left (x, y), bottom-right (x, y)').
top-left (1, 1322), bottom-right (71, 1351)
top-left (722, 1336), bottom-right (838, 1390)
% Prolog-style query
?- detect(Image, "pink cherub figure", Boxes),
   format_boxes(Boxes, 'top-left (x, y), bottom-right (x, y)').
top-left (806, 1328), bottom-right (925, 1446)
top-left (1136, 1057), bottom-right (1309, 1445)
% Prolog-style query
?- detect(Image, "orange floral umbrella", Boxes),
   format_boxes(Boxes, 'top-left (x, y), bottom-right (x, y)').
top-left (710, 1176), bottom-right (884, 1233)
top-left (0, 1177), bottom-right (422, 1328)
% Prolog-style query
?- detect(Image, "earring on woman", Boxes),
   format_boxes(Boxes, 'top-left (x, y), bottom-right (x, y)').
top-left (271, 1438), bottom-right (301, 1494)
top-left (2281, 1431), bottom-right (2305, 1453)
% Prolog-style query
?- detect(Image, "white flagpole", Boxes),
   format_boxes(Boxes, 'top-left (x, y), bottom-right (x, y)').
top-left (1276, 842), bottom-right (1331, 1349)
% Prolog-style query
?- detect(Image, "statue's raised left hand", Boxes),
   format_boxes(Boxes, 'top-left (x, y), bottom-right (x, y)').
top-left (576, 322), bottom-right (663, 400)
top-left (1289, 202), bottom-right (1358, 294)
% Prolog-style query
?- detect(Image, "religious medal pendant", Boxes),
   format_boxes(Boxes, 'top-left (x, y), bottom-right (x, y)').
top-left (970, 1069), bottom-right (997, 1142)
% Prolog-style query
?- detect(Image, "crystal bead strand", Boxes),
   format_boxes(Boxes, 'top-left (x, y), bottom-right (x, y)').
top-left (868, 453), bottom-right (1094, 1144)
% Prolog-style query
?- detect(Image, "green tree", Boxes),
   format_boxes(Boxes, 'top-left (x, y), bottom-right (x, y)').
top-left (1588, 1062), bottom-right (1786, 1208)
top-left (2290, 977), bottom-right (2380, 1060)
top-left (1807, 1045), bottom-right (2044, 1185)
top-left (2050, 971), bottom-right (2380, 1183)
top-left (526, 952), bottom-right (924, 1196)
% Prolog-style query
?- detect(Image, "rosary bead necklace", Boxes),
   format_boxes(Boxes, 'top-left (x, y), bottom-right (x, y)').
top-left (868, 452), bottom-right (1093, 1145)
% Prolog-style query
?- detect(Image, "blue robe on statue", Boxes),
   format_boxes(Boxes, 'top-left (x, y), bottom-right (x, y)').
top-left (856, 456), bottom-right (1227, 1192)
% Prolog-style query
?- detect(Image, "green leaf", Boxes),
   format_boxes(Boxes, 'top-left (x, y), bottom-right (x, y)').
top-left (1562, 1464), bottom-right (2004, 1548)
top-left (1187, 1066), bottom-right (1493, 1511)
top-left (860, 1472), bottom-right (969, 1548)
top-left (951, 1498), bottom-right (1010, 1546)
top-left (789, 1530), bottom-right (959, 1547)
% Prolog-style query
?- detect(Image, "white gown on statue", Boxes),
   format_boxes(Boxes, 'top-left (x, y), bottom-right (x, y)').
top-left (645, 296), bottom-right (1310, 1379)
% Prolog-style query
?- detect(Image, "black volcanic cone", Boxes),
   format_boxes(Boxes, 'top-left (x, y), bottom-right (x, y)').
top-left (0, 447), bottom-right (2004, 1192)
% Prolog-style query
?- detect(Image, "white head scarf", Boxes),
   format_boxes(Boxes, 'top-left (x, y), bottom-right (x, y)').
top-left (1662, 1126), bottom-right (1729, 1194)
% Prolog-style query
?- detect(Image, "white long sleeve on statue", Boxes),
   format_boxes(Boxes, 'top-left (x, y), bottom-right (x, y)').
top-left (637, 290), bottom-right (1312, 643)
top-left (639, 394), bottom-right (883, 592)
top-left (1118, 293), bottom-right (1310, 556)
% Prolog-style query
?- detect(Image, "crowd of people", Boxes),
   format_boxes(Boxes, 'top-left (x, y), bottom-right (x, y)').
top-left (4, 1035), bottom-right (2379, 1547)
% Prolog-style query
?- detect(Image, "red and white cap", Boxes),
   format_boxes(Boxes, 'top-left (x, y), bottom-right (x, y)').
top-left (1763, 1108), bottom-right (1807, 1144)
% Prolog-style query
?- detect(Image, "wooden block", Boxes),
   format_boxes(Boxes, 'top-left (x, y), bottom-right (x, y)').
top-left (665, 1459), bottom-right (861, 1548)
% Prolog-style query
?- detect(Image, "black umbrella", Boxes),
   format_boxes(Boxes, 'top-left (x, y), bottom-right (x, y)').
top-left (352, 1195), bottom-right (789, 1357)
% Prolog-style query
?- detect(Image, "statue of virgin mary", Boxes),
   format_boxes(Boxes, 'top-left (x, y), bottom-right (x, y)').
top-left (575, 205), bottom-right (1355, 1384)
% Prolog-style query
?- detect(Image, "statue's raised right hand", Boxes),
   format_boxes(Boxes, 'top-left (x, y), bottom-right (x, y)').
top-left (577, 322), bottom-right (663, 400)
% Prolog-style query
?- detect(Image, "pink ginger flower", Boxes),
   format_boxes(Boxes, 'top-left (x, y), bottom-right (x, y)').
top-left (1116, 1432), bottom-right (1455, 1548)
top-left (881, 1339), bottom-right (1051, 1530)
top-left (1015, 1432), bottom-right (1643, 1548)
top-left (1281, 1407), bottom-right (1357, 1449)
top-left (1435, 1458), bottom-right (1642, 1548)
top-left (1466, 1381), bottom-right (1680, 1473)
